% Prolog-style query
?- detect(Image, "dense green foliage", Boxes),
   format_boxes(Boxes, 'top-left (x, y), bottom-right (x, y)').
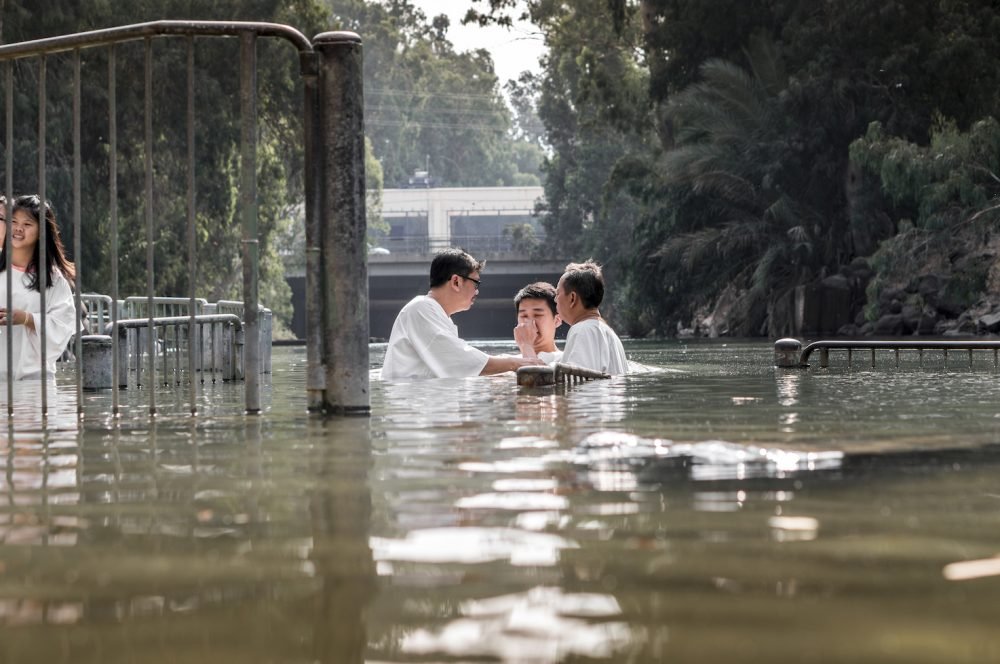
top-left (851, 117), bottom-right (1000, 318)
top-left (472, 0), bottom-right (1000, 335)
top-left (3, 0), bottom-right (538, 334)
top-left (2, 0), bottom-right (331, 331)
top-left (328, 0), bottom-right (543, 188)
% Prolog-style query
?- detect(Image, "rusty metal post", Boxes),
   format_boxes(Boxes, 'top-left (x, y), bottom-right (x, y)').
top-left (240, 32), bottom-right (261, 413)
top-left (312, 32), bottom-right (369, 415)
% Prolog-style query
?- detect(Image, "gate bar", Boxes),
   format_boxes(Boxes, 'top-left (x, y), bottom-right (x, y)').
top-left (4, 62), bottom-right (12, 415)
top-left (240, 32), bottom-right (261, 414)
top-left (187, 36), bottom-right (198, 415)
top-left (73, 49), bottom-right (84, 413)
top-left (38, 56), bottom-right (48, 417)
top-left (144, 37), bottom-right (156, 416)
top-left (110, 45), bottom-right (120, 417)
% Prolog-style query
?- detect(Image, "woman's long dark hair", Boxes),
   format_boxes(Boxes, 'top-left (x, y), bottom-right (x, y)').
top-left (0, 195), bottom-right (76, 291)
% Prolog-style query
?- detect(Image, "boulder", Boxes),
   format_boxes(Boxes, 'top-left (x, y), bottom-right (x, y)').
top-left (936, 297), bottom-right (966, 319)
top-left (873, 314), bottom-right (904, 336)
top-left (977, 310), bottom-right (1000, 334)
top-left (837, 323), bottom-right (858, 336)
top-left (916, 273), bottom-right (943, 300)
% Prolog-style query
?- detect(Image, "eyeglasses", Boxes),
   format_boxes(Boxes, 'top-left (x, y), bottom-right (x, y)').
top-left (461, 274), bottom-right (481, 288)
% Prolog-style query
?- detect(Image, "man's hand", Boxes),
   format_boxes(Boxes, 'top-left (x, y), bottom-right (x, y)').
top-left (481, 354), bottom-right (544, 375)
top-left (514, 319), bottom-right (539, 357)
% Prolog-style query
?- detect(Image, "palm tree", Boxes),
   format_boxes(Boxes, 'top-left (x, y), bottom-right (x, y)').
top-left (651, 38), bottom-right (823, 334)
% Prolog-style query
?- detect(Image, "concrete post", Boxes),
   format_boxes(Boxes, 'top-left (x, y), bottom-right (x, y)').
top-left (774, 338), bottom-right (803, 368)
top-left (81, 335), bottom-right (113, 390)
top-left (313, 31), bottom-right (370, 415)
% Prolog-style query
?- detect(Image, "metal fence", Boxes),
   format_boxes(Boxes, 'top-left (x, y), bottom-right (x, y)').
top-left (0, 21), bottom-right (370, 424)
top-left (376, 234), bottom-right (547, 257)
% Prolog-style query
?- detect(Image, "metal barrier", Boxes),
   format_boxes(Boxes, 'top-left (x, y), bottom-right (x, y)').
top-left (774, 338), bottom-right (1000, 369)
top-left (122, 296), bottom-right (207, 319)
top-left (80, 293), bottom-right (117, 334)
top-left (106, 314), bottom-right (244, 386)
top-left (0, 21), bottom-right (369, 422)
top-left (215, 300), bottom-right (272, 373)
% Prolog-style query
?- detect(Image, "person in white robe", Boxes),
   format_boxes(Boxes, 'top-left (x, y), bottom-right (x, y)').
top-left (554, 260), bottom-right (628, 375)
top-left (513, 282), bottom-right (563, 364)
top-left (0, 195), bottom-right (77, 379)
top-left (381, 249), bottom-right (542, 380)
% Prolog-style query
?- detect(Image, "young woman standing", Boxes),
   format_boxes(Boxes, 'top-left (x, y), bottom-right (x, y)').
top-left (0, 195), bottom-right (76, 379)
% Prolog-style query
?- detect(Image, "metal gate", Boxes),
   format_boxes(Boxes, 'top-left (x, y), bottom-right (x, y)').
top-left (0, 21), bottom-right (368, 423)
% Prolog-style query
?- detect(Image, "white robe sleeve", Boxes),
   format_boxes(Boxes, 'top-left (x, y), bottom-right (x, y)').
top-left (405, 301), bottom-right (488, 378)
top-left (23, 270), bottom-right (77, 377)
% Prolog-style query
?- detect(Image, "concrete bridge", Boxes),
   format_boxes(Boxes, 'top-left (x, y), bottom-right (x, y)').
top-left (287, 253), bottom-right (569, 340)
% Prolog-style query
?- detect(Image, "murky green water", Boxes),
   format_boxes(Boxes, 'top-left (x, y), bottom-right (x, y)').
top-left (3, 340), bottom-right (1000, 663)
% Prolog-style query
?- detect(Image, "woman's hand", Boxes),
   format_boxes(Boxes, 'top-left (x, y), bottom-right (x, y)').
top-left (0, 308), bottom-right (34, 330)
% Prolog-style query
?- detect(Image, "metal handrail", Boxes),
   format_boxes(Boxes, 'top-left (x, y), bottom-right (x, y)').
top-left (786, 339), bottom-right (1000, 369)
top-left (0, 20), bottom-right (312, 59)
top-left (106, 314), bottom-right (244, 384)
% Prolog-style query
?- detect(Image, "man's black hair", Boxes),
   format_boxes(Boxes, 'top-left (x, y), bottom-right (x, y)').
top-left (429, 248), bottom-right (484, 288)
top-left (514, 282), bottom-right (557, 316)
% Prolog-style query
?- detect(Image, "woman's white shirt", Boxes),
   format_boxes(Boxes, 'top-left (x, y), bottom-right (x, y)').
top-left (0, 267), bottom-right (76, 379)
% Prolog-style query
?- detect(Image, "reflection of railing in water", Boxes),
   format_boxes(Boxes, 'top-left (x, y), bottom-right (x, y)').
top-left (774, 338), bottom-right (1000, 369)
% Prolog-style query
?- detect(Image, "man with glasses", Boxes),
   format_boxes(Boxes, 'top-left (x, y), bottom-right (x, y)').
top-left (381, 248), bottom-right (543, 379)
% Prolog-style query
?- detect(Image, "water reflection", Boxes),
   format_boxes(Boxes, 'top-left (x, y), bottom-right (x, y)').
top-left (399, 586), bottom-right (636, 662)
top-left (0, 412), bottom-right (376, 663)
top-left (7, 344), bottom-right (1000, 662)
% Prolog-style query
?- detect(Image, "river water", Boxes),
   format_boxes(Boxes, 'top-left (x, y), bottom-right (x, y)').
top-left (3, 339), bottom-right (1000, 663)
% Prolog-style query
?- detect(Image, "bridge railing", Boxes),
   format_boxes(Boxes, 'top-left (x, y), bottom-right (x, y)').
top-left (375, 233), bottom-right (548, 257)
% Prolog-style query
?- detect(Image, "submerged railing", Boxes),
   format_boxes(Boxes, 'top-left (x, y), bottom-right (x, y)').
top-left (774, 338), bottom-right (1000, 369)
top-left (0, 20), bottom-right (370, 425)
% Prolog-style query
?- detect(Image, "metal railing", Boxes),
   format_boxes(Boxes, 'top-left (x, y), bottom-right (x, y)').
top-left (0, 21), bottom-right (370, 423)
top-left (775, 338), bottom-right (1000, 369)
top-left (107, 314), bottom-right (244, 386)
top-left (375, 233), bottom-right (547, 256)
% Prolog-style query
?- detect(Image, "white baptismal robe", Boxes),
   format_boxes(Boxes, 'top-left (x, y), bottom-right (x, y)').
top-left (381, 295), bottom-right (489, 380)
top-left (561, 318), bottom-right (629, 375)
top-left (0, 267), bottom-right (76, 379)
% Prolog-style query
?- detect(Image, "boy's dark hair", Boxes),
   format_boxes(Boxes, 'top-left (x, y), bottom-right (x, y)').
top-left (561, 260), bottom-right (604, 309)
top-left (429, 248), bottom-right (484, 288)
top-left (514, 282), bottom-right (557, 316)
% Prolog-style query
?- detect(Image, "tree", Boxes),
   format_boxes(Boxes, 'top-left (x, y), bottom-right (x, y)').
top-left (3, 0), bottom-right (329, 334)
top-left (328, 0), bottom-right (540, 188)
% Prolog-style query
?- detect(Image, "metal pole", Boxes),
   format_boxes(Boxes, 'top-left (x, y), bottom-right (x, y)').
top-left (240, 32), bottom-right (261, 414)
top-left (187, 35), bottom-right (198, 415)
top-left (38, 56), bottom-right (48, 418)
top-left (109, 45), bottom-right (121, 411)
top-left (301, 47), bottom-right (324, 410)
top-left (313, 31), bottom-right (369, 415)
top-left (5, 62), bottom-right (12, 417)
top-left (144, 37), bottom-right (155, 414)
top-left (73, 49), bottom-right (83, 414)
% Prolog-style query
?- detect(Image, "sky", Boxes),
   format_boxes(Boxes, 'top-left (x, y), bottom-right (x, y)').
top-left (406, 0), bottom-right (546, 86)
